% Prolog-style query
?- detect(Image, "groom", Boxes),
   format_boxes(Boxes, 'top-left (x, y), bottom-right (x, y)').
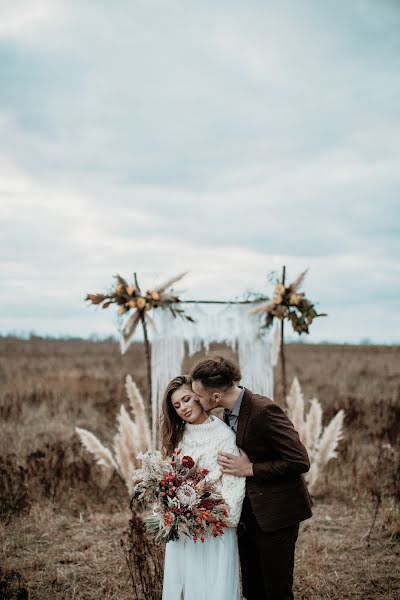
top-left (191, 356), bottom-right (312, 600)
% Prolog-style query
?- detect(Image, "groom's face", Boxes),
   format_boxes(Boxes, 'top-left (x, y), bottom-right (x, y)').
top-left (191, 380), bottom-right (222, 411)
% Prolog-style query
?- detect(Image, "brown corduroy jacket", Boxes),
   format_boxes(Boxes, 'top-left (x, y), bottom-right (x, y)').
top-left (233, 388), bottom-right (313, 533)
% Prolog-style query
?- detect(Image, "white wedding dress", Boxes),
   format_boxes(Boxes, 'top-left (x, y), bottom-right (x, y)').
top-left (162, 416), bottom-right (246, 600)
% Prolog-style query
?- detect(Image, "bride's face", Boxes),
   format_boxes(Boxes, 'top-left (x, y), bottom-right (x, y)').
top-left (171, 385), bottom-right (207, 425)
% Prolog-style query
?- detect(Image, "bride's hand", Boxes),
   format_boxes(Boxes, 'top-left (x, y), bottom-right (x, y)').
top-left (218, 449), bottom-right (253, 477)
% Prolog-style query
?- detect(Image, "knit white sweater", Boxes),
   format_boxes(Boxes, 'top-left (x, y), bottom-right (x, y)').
top-left (177, 415), bottom-right (246, 528)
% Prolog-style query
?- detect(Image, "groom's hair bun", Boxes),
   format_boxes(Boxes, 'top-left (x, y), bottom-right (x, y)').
top-left (191, 356), bottom-right (241, 390)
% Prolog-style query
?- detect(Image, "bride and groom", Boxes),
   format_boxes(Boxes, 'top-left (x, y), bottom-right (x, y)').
top-left (160, 356), bottom-right (313, 600)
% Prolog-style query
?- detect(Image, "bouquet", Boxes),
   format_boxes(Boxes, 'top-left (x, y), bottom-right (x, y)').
top-left (131, 450), bottom-right (229, 544)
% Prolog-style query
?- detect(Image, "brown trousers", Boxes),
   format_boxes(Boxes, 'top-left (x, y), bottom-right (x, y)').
top-left (238, 497), bottom-right (299, 600)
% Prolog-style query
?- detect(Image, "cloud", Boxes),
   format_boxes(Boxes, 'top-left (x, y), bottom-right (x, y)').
top-left (0, 1), bottom-right (399, 341)
top-left (1, 155), bottom-right (399, 343)
top-left (0, 0), bottom-right (64, 39)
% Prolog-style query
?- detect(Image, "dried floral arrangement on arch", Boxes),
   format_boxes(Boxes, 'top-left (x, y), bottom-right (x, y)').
top-left (86, 271), bottom-right (194, 348)
top-left (252, 268), bottom-right (326, 334)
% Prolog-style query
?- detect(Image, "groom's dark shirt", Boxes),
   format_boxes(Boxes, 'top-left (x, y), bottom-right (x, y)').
top-left (224, 386), bottom-right (245, 433)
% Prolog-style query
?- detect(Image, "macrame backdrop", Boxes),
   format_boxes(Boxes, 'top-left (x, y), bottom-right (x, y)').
top-left (150, 308), bottom-right (186, 445)
top-left (150, 304), bottom-right (281, 447)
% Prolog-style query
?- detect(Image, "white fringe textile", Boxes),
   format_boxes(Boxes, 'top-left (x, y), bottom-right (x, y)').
top-left (150, 308), bottom-right (186, 447)
top-left (150, 303), bottom-right (280, 447)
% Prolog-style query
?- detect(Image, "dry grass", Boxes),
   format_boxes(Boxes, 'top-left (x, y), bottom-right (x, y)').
top-left (1, 337), bottom-right (399, 599)
top-left (1, 502), bottom-right (132, 600)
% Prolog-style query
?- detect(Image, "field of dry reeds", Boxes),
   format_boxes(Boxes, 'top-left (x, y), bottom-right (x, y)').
top-left (1, 337), bottom-right (399, 599)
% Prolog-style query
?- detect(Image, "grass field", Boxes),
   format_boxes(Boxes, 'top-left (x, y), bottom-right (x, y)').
top-left (1, 337), bottom-right (399, 599)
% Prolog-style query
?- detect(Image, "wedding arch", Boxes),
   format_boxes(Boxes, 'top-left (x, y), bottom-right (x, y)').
top-left (86, 268), bottom-right (326, 442)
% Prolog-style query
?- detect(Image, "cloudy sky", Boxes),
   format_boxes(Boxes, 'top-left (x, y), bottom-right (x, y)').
top-left (0, 0), bottom-right (399, 343)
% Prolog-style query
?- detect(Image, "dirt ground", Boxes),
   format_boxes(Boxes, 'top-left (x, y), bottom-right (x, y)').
top-left (1, 497), bottom-right (399, 599)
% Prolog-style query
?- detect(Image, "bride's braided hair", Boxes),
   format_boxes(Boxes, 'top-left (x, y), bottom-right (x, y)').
top-left (191, 356), bottom-right (241, 390)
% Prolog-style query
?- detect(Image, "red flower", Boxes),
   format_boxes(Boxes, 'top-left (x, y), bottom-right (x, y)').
top-left (175, 450), bottom-right (181, 455)
top-left (182, 456), bottom-right (195, 469)
top-left (201, 498), bottom-right (215, 511)
top-left (201, 468), bottom-right (209, 475)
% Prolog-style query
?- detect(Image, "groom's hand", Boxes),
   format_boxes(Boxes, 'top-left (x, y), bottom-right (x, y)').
top-left (218, 449), bottom-right (254, 477)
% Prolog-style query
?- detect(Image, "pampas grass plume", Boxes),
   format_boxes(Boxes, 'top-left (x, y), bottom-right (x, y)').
top-left (125, 375), bottom-right (151, 453)
top-left (116, 405), bottom-right (140, 470)
top-left (316, 409), bottom-right (345, 467)
top-left (305, 398), bottom-right (323, 455)
top-left (290, 269), bottom-right (308, 292)
top-left (155, 272), bottom-right (188, 293)
top-left (286, 377), bottom-right (345, 494)
top-left (75, 427), bottom-right (118, 472)
top-left (113, 431), bottom-right (135, 493)
top-left (76, 376), bottom-right (152, 494)
top-left (287, 377), bottom-right (305, 441)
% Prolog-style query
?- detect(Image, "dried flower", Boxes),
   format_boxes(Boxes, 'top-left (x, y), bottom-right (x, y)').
top-left (136, 297), bottom-right (146, 310)
top-left (182, 456), bottom-right (195, 469)
top-left (175, 484), bottom-right (198, 506)
top-left (86, 293), bottom-right (104, 305)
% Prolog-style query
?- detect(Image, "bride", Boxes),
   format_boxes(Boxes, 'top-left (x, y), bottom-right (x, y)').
top-left (160, 375), bottom-right (246, 600)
